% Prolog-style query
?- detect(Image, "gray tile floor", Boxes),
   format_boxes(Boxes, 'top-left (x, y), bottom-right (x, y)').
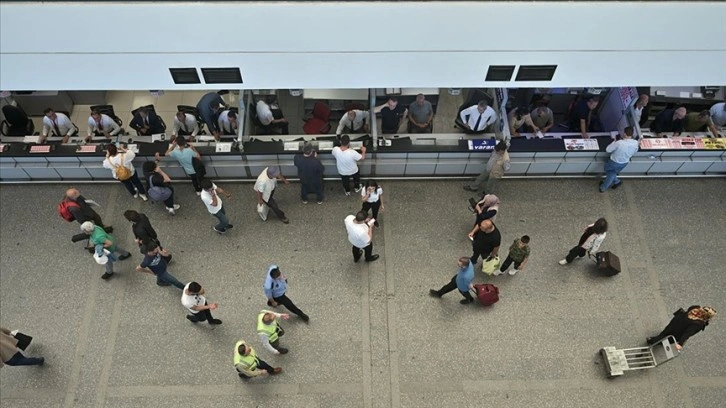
top-left (1, 178), bottom-right (725, 408)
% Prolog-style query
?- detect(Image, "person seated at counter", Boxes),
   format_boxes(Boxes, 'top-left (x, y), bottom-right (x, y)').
top-left (87, 109), bottom-right (122, 142)
top-left (633, 94), bottom-right (650, 127)
top-left (710, 100), bottom-right (726, 128)
top-left (651, 107), bottom-right (686, 137)
top-left (217, 110), bottom-right (238, 135)
top-left (568, 95), bottom-right (600, 139)
top-left (336, 109), bottom-right (370, 135)
top-left (530, 101), bottom-right (554, 134)
top-left (256, 96), bottom-right (289, 135)
top-left (172, 111), bottom-right (200, 139)
top-left (130, 107), bottom-right (165, 136)
top-left (459, 100), bottom-right (497, 134)
top-left (407, 93), bottom-right (434, 133)
top-left (508, 107), bottom-right (539, 137)
top-left (374, 97), bottom-right (407, 135)
top-left (41, 108), bottom-right (76, 143)
top-left (196, 92), bottom-right (228, 140)
top-left (684, 110), bottom-right (719, 137)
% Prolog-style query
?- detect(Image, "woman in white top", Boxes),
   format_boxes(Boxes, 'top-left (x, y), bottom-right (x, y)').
top-left (360, 179), bottom-right (384, 227)
top-left (102, 144), bottom-right (147, 201)
top-left (559, 218), bottom-right (607, 265)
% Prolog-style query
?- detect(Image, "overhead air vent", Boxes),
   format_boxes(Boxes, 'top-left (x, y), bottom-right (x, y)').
top-left (169, 68), bottom-right (201, 84)
top-left (515, 65), bottom-right (557, 81)
top-left (201, 67), bottom-right (243, 84)
top-left (486, 65), bottom-right (515, 81)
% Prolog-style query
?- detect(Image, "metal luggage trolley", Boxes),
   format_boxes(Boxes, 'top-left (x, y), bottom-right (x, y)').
top-left (600, 335), bottom-right (680, 378)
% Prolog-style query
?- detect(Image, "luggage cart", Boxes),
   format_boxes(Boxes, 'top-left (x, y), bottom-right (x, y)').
top-left (600, 335), bottom-right (679, 378)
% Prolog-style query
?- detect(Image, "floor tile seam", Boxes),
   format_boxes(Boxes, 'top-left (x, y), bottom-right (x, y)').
top-left (1, 388), bottom-right (65, 400)
top-left (398, 377), bottom-right (656, 393)
top-left (381, 222), bottom-right (401, 408)
top-left (684, 376), bottom-right (726, 387)
top-left (104, 382), bottom-right (362, 398)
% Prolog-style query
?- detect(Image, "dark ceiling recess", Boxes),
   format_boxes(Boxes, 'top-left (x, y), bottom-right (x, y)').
top-left (485, 65), bottom-right (515, 81)
top-left (201, 67), bottom-right (243, 84)
top-left (169, 68), bottom-right (201, 84)
top-left (515, 65), bottom-right (557, 81)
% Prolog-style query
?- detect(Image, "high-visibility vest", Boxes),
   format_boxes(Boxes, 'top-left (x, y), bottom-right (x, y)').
top-left (257, 312), bottom-right (280, 343)
top-left (233, 340), bottom-right (258, 371)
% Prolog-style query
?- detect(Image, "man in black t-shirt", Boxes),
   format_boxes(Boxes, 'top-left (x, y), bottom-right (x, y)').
top-left (469, 219), bottom-right (501, 266)
top-left (375, 97), bottom-right (408, 134)
top-left (135, 241), bottom-right (184, 289)
top-left (569, 95), bottom-right (600, 138)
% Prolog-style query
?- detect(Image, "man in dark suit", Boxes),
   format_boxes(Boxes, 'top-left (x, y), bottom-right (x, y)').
top-left (130, 107), bottom-right (165, 136)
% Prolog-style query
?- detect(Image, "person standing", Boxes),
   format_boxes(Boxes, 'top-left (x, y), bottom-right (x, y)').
top-left (217, 110), bottom-right (238, 135)
top-left (200, 179), bottom-right (233, 234)
top-left (257, 310), bottom-right (290, 355)
top-left (196, 92), bottom-right (227, 140)
top-left (135, 241), bottom-right (184, 289)
top-left (428, 257), bottom-right (476, 304)
top-left (181, 281), bottom-right (222, 325)
top-left (496, 235), bottom-right (530, 276)
top-left (103, 144), bottom-right (147, 201)
top-left (336, 109), bottom-right (370, 134)
top-left (81, 221), bottom-right (131, 280)
top-left (263, 265), bottom-right (309, 322)
top-left (709, 100), bottom-right (726, 128)
top-left (344, 211), bottom-right (380, 263)
top-left (508, 107), bottom-right (539, 136)
top-left (468, 193), bottom-right (500, 224)
top-left (293, 142), bottom-right (325, 204)
top-left (464, 141), bottom-right (510, 195)
top-left (632, 94), bottom-right (650, 127)
top-left (407, 93), bottom-right (434, 133)
top-left (468, 219), bottom-right (501, 266)
top-left (156, 136), bottom-right (203, 195)
top-left (375, 97), bottom-right (408, 135)
top-left (647, 306), bottom-right (716, 351)
top-left (142, 161), bottom-right (180, 215)
top-left (1, 327), bottom-right (44, 367)
top-left (123, 210), bottom-right (164, 250)
top-left (569, 95), bottom-right (600, 139)
top-left (600, 126), bottom-right (639, 192)
top-left (559, 218), bottom-right (607, 265)
top-left (459, 100), bottom-right (497, 134)
top-left (651, 107), bottom-right (687, 137)
top-left (530, 101), bottom-right (554, 134)
top-left (233, 340), bottom-right (282, 379)
top-left (360, 179), bottom-right (384, 227)
top-left (332, 135), bottom-right (367, 196)
top-left (684, 110), bottom-right (720, 138)
top-left (253, 166), bottom-right (290, 224)
top-left (64, 188), bottom-right (112, 232)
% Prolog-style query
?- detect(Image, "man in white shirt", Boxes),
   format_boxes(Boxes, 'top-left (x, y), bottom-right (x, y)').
top-left (200, 179), bottom-right (233, 234)
top-left (345, 211), bottom-right (379, 263)
top-left (336, 109), bottom-right (370, 135)
top-left (217, 110), bottom-right (238, 135)
top-left (87, 110), bottom-right (121, 141)
top-left (172, 111), bottom-right (199, 138)
top-left (256, 97), bottom-right (289, 135)
top-left (459, 100), bottom-right (497, 134)
top-left (41, 108), bottom-right (77, 143)
top-left (709, 101), bottom-right (726, 128)
top-left (253, 166), bottom-right (290, 224)
top-left (331, 135), bottom-right (367, 195)
top-left (600, 126), bottom-right (639, 192)
top-left (181, 281), bottom-right (222, 325)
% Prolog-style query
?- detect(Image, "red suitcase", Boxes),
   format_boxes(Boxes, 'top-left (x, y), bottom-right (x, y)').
top-left (474, 283), bottom-right (499, 306)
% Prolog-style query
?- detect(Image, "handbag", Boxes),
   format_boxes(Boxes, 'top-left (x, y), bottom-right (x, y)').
top-left (481, 256), bottom-right (500, 275)
top-left (257, 203), bottom-right (269, 221)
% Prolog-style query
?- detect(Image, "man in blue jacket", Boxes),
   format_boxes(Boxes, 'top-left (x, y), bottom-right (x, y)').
top-left (428, 257), bottom-right (475, 304)
top-left (196, 92), bottom-right (228, 140)
top-left (263, 265), bottom-right (309, 322)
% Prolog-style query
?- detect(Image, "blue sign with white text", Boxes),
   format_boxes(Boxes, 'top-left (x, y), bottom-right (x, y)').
top-left (467, 139), bottom-right (497, 151)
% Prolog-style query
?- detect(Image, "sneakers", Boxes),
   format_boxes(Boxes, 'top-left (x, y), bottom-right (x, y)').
top-left (460, 298), bottom-right (473, 305)
top-left (463, 185), bottom-right (477, 192)
top-left (103, 226), bottom-right (114, 233)
top-left (612, 181), bottom-right (622, 189)
top-left (167, 204), bottom-right (181, 214)
top-left (213, 226), bottom-right (226, 234)
top-left (37, 357), bottom-right (45, 366)
top-left (558, 259), bottom-right (568, 265)
top-left (354, 185), bottom-right (363, 193)
top-left (493, 270), bottom-right (503, 276)
top-left (300, 314), bottom-right (310, 323)
top-left (508, 269), bottom-right (519, 276)
top-left (317, 201), bottom-right (323, 205)
top-left (226, 224), bottom-right (234, 230)
top-left (271, 367), bottom-right (283, 375)
top-left (365, 254), bottom-right (380, 262)
top-left (118, 253), bottom-right (131, 261)
top-left (196, 191), bottom-right (202, 196)
top-left (302, 200), bottom-right (309, 204)
top-left (133, 192), bottom-right (139, 199)
top-left (208, 319), bottom-right (222, 325)
top-left (101, 272), bottom-right (114, 280)
top-left (281, 217), bottom-right (290, 224)
top-left (277, 347), bottom-right (289, 355)
top-left (344, 191), bottom-right (351, 196)
top-left (374, 221), bottom-right (380, 228)
top-left (429, 289), bottom-right (442, 298)
top-left (139, 194), bottom-right (148, 202)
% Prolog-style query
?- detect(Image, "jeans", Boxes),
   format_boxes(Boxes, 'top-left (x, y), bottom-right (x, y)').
top-left (156, 270), bottom-right (185, 289)
top-left (162, 186), bottom-right (175, 208)
top-left (341, 172), bottom-right (361, 193)
top-left (301, 182), bottom-right (324, 202)
top-left (565, 246), bottom-right (587, 263)
top-left (105, 246), bottom-right (130, 274)
top-left (212, 206), bottom-right (230, 231)
top-left (5, 352), bottom-right (43, 366)
top-left (362, 200), bottom-right (381, 221)
top-left (434, 275), bottom-right (474, 301)
top-left (352, 243), bottom-right (373, 262)
top-left (263, 190), bottom-right (286, 220)
top-left (120, 172), bottom-right (146, 196)
top-left (600, 160), bottom-right (628, 191)
top-left (268, 293), bottom-right (307, 318)
top-left (188, 172), bottom-right (201, 192)
top-left (499, 255), bottom-right (522, 272)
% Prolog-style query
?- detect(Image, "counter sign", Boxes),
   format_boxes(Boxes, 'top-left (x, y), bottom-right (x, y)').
top-left (467, 139), bottom-right (497, 151)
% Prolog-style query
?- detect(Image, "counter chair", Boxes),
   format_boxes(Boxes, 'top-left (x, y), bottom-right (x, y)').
top-left (249, 103), bottom-right (282, 135)
top-left (90, 104), bottom-right (125, 136)
top-left (303, 102), bottom-right (332, 134)
top-left (130, 104), bottom-right (167, 136)
top-left (177, 105), bottom-right (206, 135)
top-left (1, 105), bottom-right (35, 136)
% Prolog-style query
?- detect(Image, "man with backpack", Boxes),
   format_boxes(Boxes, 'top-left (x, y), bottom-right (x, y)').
top-left (59, 188), bottom-right (112, 233)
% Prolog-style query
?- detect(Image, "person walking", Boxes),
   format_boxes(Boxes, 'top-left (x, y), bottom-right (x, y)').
top-left (332, 135), bottom-right (367, 196)
top-left (463, 141), bottom-right (510, 195)
top-left (344, 211), bottom-right (380, 263)
top-left (233, 340), bottom-right (282, 379)
top-left (496, 235), bottom-right (530, 276)
top-left (254, 166), bottom-right (290, 224)
top-left (200, 179), bottom-right (233, 234)
top-left (156, 136), bottom-right (203, 195)
top-left (468, 193), bottom-right (500, 226)
top-left (81, 221), bottom-right (131, 280)
top-left (102, 144), bottom-right (147, 201)
top-left (293, 142), bottom-right (325, 204)
top-left (142, 161), bottom-right (181, 215)
top-left (263, 265), bottom-right (309, 322)
top-left (257, 310), bottom-right (290, 355)
top-left (360, 179), bottom-right (384, 227)
top-left (558, 218), bottom-right (607, 265)
top-left (123, 210), bottom-right (165, 249)
top-left (428, 257), bottom-right (476, 304)
top-left (63, 188), bottom-right (112, 232)
top-left (599, 126), bottom-right (639, 192)
top-left (1, 327), bottom-right (44, 367)
top-left (646, 306), bottom-right (716, 351)
top-left (181, 281), bottom-right (222, 325)
top-left (468, 219), bottom-right (501, 267)
top-left (135, 241), bottom-right (184, 289)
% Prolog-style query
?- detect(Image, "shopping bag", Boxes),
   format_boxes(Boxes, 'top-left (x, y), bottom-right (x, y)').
top-left (481, 256), bottom-right (500, 276)
top-left (257, 203), bottom-right (269, 221)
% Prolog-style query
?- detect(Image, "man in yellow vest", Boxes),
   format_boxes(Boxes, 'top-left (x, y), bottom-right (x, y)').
top-left (257, 310), bottom-right (290, 355)
top-left (233, 340), bottom-right (282, 379)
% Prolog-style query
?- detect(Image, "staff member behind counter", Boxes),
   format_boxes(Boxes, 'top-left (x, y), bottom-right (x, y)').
top-left (196, 92), bottom-right (228, 141)
top-left (710, 101), bottom-right (726, 128)
top-left (337, 109), bottom-right (370, 135)
top-left (651, 107), bottom-right (686, 137)
top-left (569, 95), bottom-right (600, 139)
top-left (87, 109), bottom-right (122, 142)
top-left (459, 100), bottom-right (497, 134)
top-left (684, 110), bottom-right (720, 138)
top-left (41, 108), bottom-right (77, 143)
top-left (374, 97), bottom-right (407, 135)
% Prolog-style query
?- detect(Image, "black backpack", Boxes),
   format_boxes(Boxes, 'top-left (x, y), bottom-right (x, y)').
top-left (192, 157), bottom-right (206, 177)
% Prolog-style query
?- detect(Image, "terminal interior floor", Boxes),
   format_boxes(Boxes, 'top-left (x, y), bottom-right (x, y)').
top-left (1, 178), bottom-right (725, 408)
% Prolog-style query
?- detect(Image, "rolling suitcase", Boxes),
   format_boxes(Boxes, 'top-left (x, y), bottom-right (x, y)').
top-left (473, 283), bottom-right (499, 306)
top-left (596, 251), bottom-right (621, 276)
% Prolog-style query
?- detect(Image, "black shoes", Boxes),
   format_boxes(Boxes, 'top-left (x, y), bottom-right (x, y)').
top-left (429, 289), bottom-right (442, 298)
top-left (101, 272), bottom-right (114, 280)
top-left (118, 253), bottom-right (131, 261)
top-left (156, 281), bottom-right (171, 287)
top-left (460, 299), bottom-right (473, 305)
top-left (612, 181), bottom-right (622, 189)
top-left (281, 218), bottom-right (290, 224)
top-left (463, 185), bottom-right (477, 192)
top-left (209, 319), bottom-right (223, 325)
top-left (278, 347), bottom-right (289, 355)
top-left (186, 315), bottom-right (198, 323)
top-left (37, 357), bottom-right (45, 366)
top-left (365, 254), bottom-right (380, 262)
top-left (300, 314), bottom-right (310, 323)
